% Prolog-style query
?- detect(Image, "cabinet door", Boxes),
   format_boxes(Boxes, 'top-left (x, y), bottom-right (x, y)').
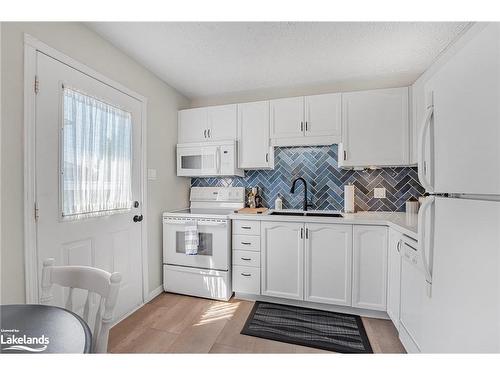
top-left (261, 221), bottom-right (304, 300)
top-left (237, 101), bottom-right (274, 169)
top-left (304, 93), bottom-right (341, 139)
top-left (208, 104), bottom-right (237, 141)
top-left (178, 107), bottom-right (208, 143)
top-left (270, 97), bottom-right (304, 139)
top-left (352, 225), bottom-right (388, 311)
top-left (339, 87), bottom-right (409, 167)
top-left (387, 228), bottom-right (403, 329)
top-left (304, 224), bottom-right (352, 306)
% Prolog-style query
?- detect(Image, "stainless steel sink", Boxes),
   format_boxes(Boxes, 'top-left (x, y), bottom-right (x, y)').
top-left (269, 211), bottom-right (343, 218)
top-left (305, 212), bottom-right (343, 218)
top-left (269, 211), bottom-right (305, 216)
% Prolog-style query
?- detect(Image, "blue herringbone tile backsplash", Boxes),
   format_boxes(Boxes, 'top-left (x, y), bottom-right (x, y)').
top-left (192, 145), bottom-right (425, 212)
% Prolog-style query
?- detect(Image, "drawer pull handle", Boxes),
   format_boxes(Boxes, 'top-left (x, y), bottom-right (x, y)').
top-left (241, 273), bottom-right (252, 277)
top-left (241, 226), bottom-right (252, 229)
top-left (241, 242), bottom-right (252, 245)
top-left (241, 257), bottom-right (252, 261)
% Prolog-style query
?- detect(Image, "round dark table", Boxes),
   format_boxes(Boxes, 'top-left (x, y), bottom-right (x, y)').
top-left (0, 304), bottom-right (92, 353)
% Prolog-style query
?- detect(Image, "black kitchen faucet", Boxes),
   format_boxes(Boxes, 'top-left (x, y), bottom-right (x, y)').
top-left (290, 177), bottom-right (313, 211)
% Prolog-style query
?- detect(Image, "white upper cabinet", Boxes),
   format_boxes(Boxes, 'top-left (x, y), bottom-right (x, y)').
top-left (178, 107), bottom-right (208, 143)
top-left (339, 87), bottom-right (410, 168)
top-left (178, 104), bottom-right (237, 143)
top-left (270, 94), bottom-right (341, 146)
top-left (270, 96), bottom-right (304, 140)
top-left (352, 225), bottom-right (388, 311)
top-left (304, 93), bottom-right (342, 139)
top-left (261, 221), bottom-right (304, 301)
top-left (304, 223), bottom-right (352, 306)
top-left (237, 101), bottom-right (274, 170)
top-left (207, 104), bottom-right (237, 141)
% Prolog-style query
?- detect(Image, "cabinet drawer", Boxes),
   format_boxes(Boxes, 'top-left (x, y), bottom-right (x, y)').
top-left (233, 250), bottom-right (261, 267)
top-left (233, 266), bottom-right (260, 294)
top-left (232, 220), bottom-right (260, 235)
top-left (232, 234), bottom-right (260, 251)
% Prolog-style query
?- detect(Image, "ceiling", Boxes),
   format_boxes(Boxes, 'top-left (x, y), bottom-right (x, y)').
top-left (86, 22), bottom-right (470, 100)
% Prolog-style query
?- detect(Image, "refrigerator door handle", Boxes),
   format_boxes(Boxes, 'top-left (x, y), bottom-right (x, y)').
top-left (418, 195), bottom-right (434, 291)
top-left (417, 105), bottom-right (434, 192)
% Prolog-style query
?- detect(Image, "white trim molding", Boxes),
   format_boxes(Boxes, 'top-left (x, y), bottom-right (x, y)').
top-left (146, 285), bottom-right (164, 303)
top-left (23, 34), bottom-right (150, 304)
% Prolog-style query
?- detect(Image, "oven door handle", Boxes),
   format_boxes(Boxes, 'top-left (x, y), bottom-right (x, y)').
top-left (164, 219), bottom-right (227, 227)
top-left (198, 221), bottom-right (227, 227)
top-left (164, 219), bottom-right (196, 225)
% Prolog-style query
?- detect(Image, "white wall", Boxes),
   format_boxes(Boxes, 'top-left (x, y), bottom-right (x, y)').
top-left (190, 76), bottom-right (413, 108)
top-left (0, 22), bottom-right (190, 304)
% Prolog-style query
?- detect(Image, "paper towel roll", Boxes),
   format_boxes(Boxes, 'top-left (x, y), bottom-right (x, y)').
top-left (344, 184), bottom-right (355, 213)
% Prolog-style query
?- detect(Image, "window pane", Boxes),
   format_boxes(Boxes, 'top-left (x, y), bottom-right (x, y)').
top-left (62, 87), bottom-right (133, 218)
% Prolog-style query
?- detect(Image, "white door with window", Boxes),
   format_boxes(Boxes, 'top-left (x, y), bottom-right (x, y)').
top-left (35, 52), bottom-right (144, 320)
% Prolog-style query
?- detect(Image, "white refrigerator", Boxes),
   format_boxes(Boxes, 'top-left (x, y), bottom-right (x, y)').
top-left (399, 23), bottom-right (500, 353)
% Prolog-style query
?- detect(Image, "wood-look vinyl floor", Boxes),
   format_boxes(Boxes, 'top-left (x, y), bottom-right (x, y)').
top-left (108, 292), bottom-right (405, 354)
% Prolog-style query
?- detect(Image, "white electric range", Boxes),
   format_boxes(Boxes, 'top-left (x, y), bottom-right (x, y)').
top-left (162, 187), bottom-right (245, 301)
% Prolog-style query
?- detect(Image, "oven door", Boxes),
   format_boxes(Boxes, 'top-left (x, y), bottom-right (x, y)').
top-left (163, 217), bottom-right (230, 271)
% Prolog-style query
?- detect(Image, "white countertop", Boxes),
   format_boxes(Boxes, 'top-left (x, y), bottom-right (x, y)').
top-left (229, 210), bottom-right (418, 239)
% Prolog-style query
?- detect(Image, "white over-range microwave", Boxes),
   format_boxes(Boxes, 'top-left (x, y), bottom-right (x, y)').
top-left (176, 140), bottom-right (244, 177)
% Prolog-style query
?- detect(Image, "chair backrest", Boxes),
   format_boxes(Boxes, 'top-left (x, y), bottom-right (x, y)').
top-left (40, 258), bottom-right (121, 353)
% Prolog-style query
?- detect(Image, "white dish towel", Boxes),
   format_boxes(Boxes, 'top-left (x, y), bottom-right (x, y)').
top-left (184, 222), bottom-right (199, 255)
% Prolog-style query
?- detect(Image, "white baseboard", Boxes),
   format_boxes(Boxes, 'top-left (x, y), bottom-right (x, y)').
top-left (234, 292), bottom-right (390, 320)
top-left (145, 285), bottom-right (164, 303)
top-left (110, 286), bottom-right (164, 329)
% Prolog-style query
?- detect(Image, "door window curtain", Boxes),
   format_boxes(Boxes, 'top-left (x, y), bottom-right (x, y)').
top-left (62, 87), bottom-right (133, 219)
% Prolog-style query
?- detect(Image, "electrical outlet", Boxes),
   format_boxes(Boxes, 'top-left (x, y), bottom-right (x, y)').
top-left (374, 187), bottom-right (386, 198)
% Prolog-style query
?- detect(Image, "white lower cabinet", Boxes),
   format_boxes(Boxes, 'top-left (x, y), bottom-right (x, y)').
top-left (232, 220), bottom-right (262, 295)
top-left (261, 221), bottom-right (304, 300)
top-left (304, 223), bottom-right (353, 306)
top-left (233, 265), bottom-right (260, 294)
top-left (248, 221), bottom-right (393, 314)
top-left (352, 225), bottom-right (388, 311)
top-left (387, 228), bottom-right (403, 329)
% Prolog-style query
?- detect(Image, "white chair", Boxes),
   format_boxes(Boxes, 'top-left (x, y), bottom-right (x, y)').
top-left (40, 258), bottom-right (121, 353)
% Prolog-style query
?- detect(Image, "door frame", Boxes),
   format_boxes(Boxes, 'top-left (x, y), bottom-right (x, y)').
top-left (23, 34), bottom-right (149, 304)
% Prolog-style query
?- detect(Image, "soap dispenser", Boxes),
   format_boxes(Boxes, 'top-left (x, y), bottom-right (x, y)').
top-left (274, 195), bottom-right (283, 210)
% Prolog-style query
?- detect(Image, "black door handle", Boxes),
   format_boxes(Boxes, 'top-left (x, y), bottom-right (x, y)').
top-left (133, 215), bottom-right (143, 223)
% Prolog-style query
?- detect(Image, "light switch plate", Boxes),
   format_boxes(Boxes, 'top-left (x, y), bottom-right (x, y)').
top-left (374, 187), bottom-right (386, 198)
top-left (148, 168), bottom-right (157, 180)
